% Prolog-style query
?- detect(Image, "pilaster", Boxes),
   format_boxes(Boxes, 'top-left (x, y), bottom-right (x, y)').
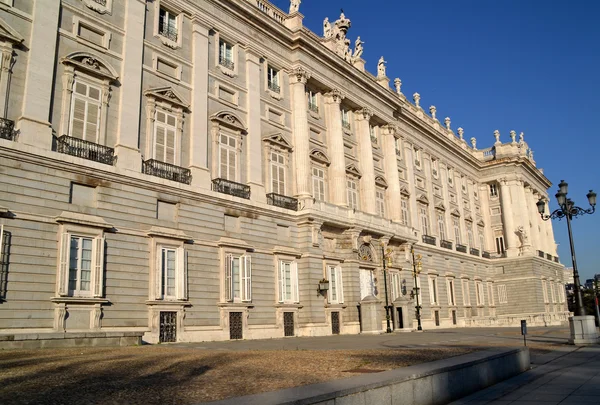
top-left (189, 20), bottom-right (211, 188)
top-left (382, 125), bottom-right (401, 221)
top-left (245, 49), bottom-right (265, 202)
top-left (289, 66), bottom-right (311, 200)
top-left (499, 179), bottom-right (518, 257)
top-left (16, 0), bottom-right (60, 149)
top-left (479, 184), bottom-right (493, 252)
top-left (114, 0), bottom-right (146, 172)
top-left (323, 89), bottom-right (346, 206)
top-left (355, 108), bottom-right (376, 215)
top-left (515, 180), bottom-right (533, 254)
top-left (526, 187), bottom-right (541, 252)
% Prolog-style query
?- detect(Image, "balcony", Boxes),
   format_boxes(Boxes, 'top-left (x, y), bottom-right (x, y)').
top-left (537, 250), bottom-right (545, 258)
top-left (56, 135), bottom-right (115, 165)
top-left (266, 193), bottom-right (298, 211)
top-left (440, 240), bottom-right (453, 250)
top-left (470, 248), bottom-right (480, 256)
top-left (268, 81), bottom-right (280, 94)
top-left (456, 244), bottom-right (467, 253)
top-left (212, 178), bottom-right (251, 199)
top-left (159, 24), bottom-right (178, 43)
top-left (308, 102), bottom-right (319, 114)
top-left (0, 118), bottom-right (16, 141)
top-left (482, 251), bottom-right (492, 259)
top-left (219, 57), bottom-right (235, 71)
top-left (142, 159), bottom-right (191, 185)
top-left (422, 235), bottom-right (436, 246)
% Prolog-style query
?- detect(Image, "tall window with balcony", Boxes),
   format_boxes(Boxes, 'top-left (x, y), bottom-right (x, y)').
top-left (219, 133), bottom-right (237, 181)
top-left (267, 65), bottom-right (280, 94)
top-left (341, 109), bottom-right (351, 131)
top-left (308, 90), bottom-right (318, 115)
top-left (158, 6), bottom-right (178, 43)
top-left (401, 196), bottom-right (410, 226)
top-left (375, 188), bottom-right (386, 217)
top-left (419, 204), bottom-right (430, 236)
top-left (69, 81), bottom-right (101, 143)
top-left (438, 214), bottom-right (446, 241)
top-left (347, 178), bottom-right (359, 210)
top-left (153, 110), bottom-right (177, 165)
top-left (453, 218), bottom-right (461, 245)
top-left (312, 166), bottom-right (326, 201)
top-left (270, 151), bottom-right (286, 195)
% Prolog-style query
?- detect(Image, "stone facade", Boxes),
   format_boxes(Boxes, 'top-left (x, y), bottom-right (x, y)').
top-left (0, 0), bottom-right (568, 345)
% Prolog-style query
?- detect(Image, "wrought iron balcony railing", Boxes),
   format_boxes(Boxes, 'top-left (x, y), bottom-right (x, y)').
top-left (537, 250), bottom-right (545, 258)
top-left (159, 24), bottom-right (178, 42)
top-left (470, 248), bottom-right (480, 256)
top-left (57, 135), bottom-right (115, 165)
top-left (440, 240), bottom-right (453, 250)
top-left (142, 159), bottom-right (191, 185)
top-left (308, 102), bottom-right (319, 114)
top-left (266, 193), bottom-right (298, 211)
top-left (219, 57), bottom-right (235, 70)
top-left (456, 244), bottom-right (468, 253)
top-left (422, 235), bottom-right (436, 246)
top-left (0, 118), bottom-right (16, 141)
top-left (482, 251), bottom-right (492, 259)
top-left (268, 81), bottom-right (280, 94)
top-left (212, 178), bottom-right (251, 199)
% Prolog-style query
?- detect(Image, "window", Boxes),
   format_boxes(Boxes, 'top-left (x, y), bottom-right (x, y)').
top-left (395, 137), bottom-right (402, 157)
top-left (308, 90), bottom-right (318, 113)
top-left (312, 166), bottom-right (326, 201)
top-left (347, 178), bottom-right (359, 210)
top-left (558, 282), bottom-right (565, 303)
top-left (153, 244), bottom-right (186, 301)
top-left (219, 133), bottom-right (237, 181)
top-left (401, 197), bottom-right (409, 226)
top-left (391, 272), bottom-right (403, 301)
top-left (69, 80), bottom-right (102, 142)
top-left (158, 7), bottom-right (178, 42)
top-left (376, 188), bottom-right (385, 217)
top-left (487, 282), bottom-right (495, 306)
top-left (154, 109), bottom-right (177, 164)
top-left (461, 177), bottom-right (467, 194)
top-left (360, 269), bottom-right (376, 299)
top-left (453, 218), bottom-right (461, 244)
top-left (279, 260), bottom-right (299, 303)
top-left (497, 284), bottom-right (508, 304)
top-left (448, 167), bottom-right (454, 186)
top-left (475, 281), bottom-right (485, 306)
top-left (58, 231), bottom-right (104, 298)
top-left (225, 254), bottom-right (251, 302)
top-left (542, 280), bottom-right (548, 303)
top-left (462, 279), bottom-right (471, 306)
top-left (419, 205), bottom-right (429, 235)
top-left (429, 276), bottom-right (438, 305)
top-left (438, 214), bottom-right (446, 240)
top-left (432, 159), bottom-right (439, 178)
top-left (479, 232), bottom-right (485, 251)
top-left (370, 125), bottom-right (377, 145)
top-left (414, 148), bottom-right (422, 168)
top-left (341, 109), bottom-right (351, 130)
top-left (495, 231), bottom-right (505, 255)
top-left (489, 183), bottom-right (498, 198)
top-left (267, 65), bottom-right (280, 93)
top-left (219, 39), bottom-right (234, 70)
top-left (327, 265), bottom-right (344, 304)
top-left (467, 224), bottom-right (474, 247)
top-left (551, 281), bottom-right (557, 304)
top-left (447, 279), bottom-right (456, 306)
top-left (270, 151), bottom-right (286, 195)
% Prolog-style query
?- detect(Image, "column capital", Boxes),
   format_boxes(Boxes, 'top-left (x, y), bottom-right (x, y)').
top-left (324, 88), bottom-right (344, 104)
top-left (355, 107), bottom-right (373, 121)
top-left (289, 66), bottom-right (311, 84)
top-left (381, 123), bottom-right (399, 136)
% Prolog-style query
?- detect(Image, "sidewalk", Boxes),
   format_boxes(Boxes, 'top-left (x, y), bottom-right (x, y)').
top-left (449, 345), bottom-right (600, 405)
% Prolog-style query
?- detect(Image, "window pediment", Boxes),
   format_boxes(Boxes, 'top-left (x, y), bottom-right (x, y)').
top-left (477, 219), bottom-right (485, 227)
top-left (400, 186), bottom-right (410, 196)
top-left (417, 194), bottom-right (429, 205)
top-left (147, 226), bottom-right (192, 241)
top-left (144, 86), bottom-right (189, 110)
top-left (211, 111), bottom-right (247, 134)
top-left (435, 202), bottom-right (446, 212)
top-left (465, 214), bottom-right (474, 223)
top-left (375, 175), bottom-right (388, 189)
top-left (263, 133), bottom-right (293, 152)
top-left (55, 211), bottom-right (114, 230)
top-left (0, 17), bottom-right (24, 45)
top-left (61, 52), bottom-right (118, 83)
top-left (310, 149), bottom-right (331, 166)
top-left (345, 163), bottom-right (362, 178)
top-left (450, 209), bottom-right (461, 217)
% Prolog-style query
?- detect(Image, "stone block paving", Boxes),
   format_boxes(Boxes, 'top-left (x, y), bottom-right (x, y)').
top-left (448, 346), bottom-right (600, 405)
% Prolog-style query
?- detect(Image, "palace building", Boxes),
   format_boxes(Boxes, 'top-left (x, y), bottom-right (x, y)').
top-left (0, 0), bottom-right (568, 346)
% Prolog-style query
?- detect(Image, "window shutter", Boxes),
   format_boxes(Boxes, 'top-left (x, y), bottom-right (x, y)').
top-left (176, 248), bottom-right (186, 300)
top-left (278, 166), bottom-right (285, 195)
top-left (219, 145), bottom-right (228, 179)
top-left (0, 225), bottom-right (3, 265)
top-left (338, 267), bottom-right (344, 303)
top-left (278, 261), bottom-right (284, 303)
top-left (85, 101), bottom-right (100, 142)
top-left (155, 248), bottom-right (163, 300)
top-left (228, 149), bottom-right (236, 181)
top-left (242, 255), bottom-right (251, 302)
top-left (292, 262), bottom-right (299, 303)
top-left (58, 233), bottom-right (70, 296)
top-left (92, 236), bottom-right (105, 298)
top-left (225, 254), bottom-right (232, 302)
top-left (155, 125), bottom-right (166, 161)
top-left (71, 96), bottom-right (86, 139)
top-left (166, 128), bottom-right (176, 164)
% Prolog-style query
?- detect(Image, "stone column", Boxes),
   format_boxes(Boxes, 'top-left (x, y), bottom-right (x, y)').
top-left (289, 67), bottom-right (311, 200)
top-left (526, 187), bottom-right (541, 252)
top-left (245, 49), bottom-right (265, 202)
top-left (114, 0), bottom-right (146, 171)
top-left (381, 125), bottom-right (401, 221)
top-left (323, 89), bottom-right (346, 206)
top-left (355, 108), bottom-right (376, 215)
top-left (16, 0), bottom-right (60, 149)
top-left (189, 19), bottom-right (211, 188)
top-left (499, 179), bottom-right (518, 257)
top-left (479, 184), bottom-right (493, 252)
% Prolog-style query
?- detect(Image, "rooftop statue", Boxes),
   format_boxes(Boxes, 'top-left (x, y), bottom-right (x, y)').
top-left (353, 36), bottom-right (364, 59)
top-left (510, 130), bottom-right (517, 143)
top-left (394, 78), bottom-right (402, 95)
top-left (457, 127), bottom-right (464, 140)
top-left (413, 92), bottom-right (421, 108)
top-left (519, 132), bottom-right (525, 144)
top-left (289, 0), bottom-right (301, 14)
top-left (444, 117), bottom-right (451, 131)
top-left (429, 106), bottom-right (437, 120)
top-left (470, 137), bottom-right (477, 150)
top-left (377, 56), bottom-right (387, 77)
top-left (323, 18), bottom-right (332, 38)
top-left (494, 130), bottom-right (500, 144)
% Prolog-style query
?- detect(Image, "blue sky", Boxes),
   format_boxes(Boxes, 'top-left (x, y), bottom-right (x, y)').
top-left (272, 0), bottom-right (600, 280)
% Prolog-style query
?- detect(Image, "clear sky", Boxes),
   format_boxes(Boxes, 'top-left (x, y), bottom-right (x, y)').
top-left (270, 0), bottom-right (600, 280)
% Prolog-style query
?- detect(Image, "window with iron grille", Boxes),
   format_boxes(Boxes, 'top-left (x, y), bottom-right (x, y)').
top-left (489, 183), bottom-right (498, 198)
top-left (158, 7), bottom-right (178, 42)
top-left (308, 90), bottom-right (318, 113)
top-left (219, 39), bottom-right (235, 70)
top-left (341, 109), bottom-right (350, 130)
top-left (0, 226), bottom-right (10, 302)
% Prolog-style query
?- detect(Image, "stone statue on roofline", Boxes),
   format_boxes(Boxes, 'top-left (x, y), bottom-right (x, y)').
top-left (323, 17), bottom-right (332, 38)
top-left (353, 36), bottom-right (364, 59)
top-left (377, 56), bottom-right (387, 78)
top-left (494, 130), bottom-right (500, 144)
top-left (394, 78), bottom-right (402, 95)
top-left (289, 0), bottom-right (301, 14)
top-left (510, 130), bottom-right (517, 143)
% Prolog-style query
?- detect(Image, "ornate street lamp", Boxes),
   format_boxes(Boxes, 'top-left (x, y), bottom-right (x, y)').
top-left (381, 243), bottom-right (393, 333)
top-left (537, 180), bottom-right (596, 317)
top-left (410, 245), bottom-right (423, 331)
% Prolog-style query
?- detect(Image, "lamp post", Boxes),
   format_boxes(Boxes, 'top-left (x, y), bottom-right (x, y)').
top-left (410, 245), bottom-right (423, 331)
top-left (381, 243), bottom-right (393, 333)
top-left (536, 180), bottom-right (596, 317)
